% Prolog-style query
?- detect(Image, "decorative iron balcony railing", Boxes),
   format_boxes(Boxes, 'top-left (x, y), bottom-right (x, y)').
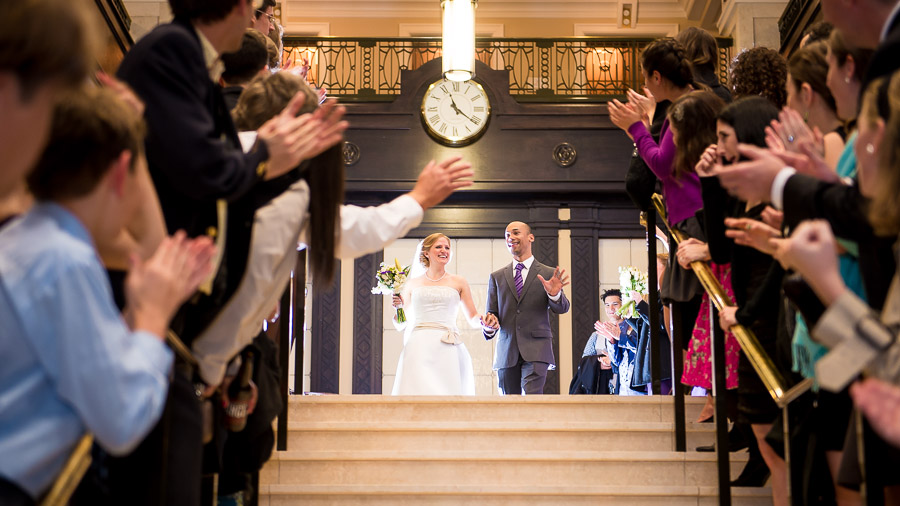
top-left (282, 37), bottom-right (733, 102)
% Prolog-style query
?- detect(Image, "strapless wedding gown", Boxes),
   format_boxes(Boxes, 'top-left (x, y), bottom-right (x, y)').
top-left (391, 285), bottom-right (476, 395)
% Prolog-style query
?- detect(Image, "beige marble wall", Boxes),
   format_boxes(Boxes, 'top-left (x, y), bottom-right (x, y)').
top-left (122, 0), bottom-right (172, 41)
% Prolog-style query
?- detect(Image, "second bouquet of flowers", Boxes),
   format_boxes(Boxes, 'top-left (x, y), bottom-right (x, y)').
top-left (616, 265), bottom-right (649, 319)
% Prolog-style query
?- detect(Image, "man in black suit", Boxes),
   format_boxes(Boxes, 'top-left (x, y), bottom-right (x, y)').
top-left (98, 1), bottom-right (346, 505)
top-left (483, 221), bottom-right (570, 395)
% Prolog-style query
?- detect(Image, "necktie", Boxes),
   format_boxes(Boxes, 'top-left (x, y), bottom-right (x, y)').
top-left (514, 263), bottom-right (525, 297)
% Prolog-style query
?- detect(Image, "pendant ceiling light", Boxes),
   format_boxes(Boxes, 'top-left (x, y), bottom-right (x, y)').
top-left (441, 0), bottom-right (477, 81)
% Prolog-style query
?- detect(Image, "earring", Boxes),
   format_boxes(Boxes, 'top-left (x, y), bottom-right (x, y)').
top-left (845, 76), bottom-right (851, 84)
top-left (866, 143), bottom-right (875, 154)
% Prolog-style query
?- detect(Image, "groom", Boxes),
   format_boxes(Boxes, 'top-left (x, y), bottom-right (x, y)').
top-left (483, 221), bottom-right (570, 395)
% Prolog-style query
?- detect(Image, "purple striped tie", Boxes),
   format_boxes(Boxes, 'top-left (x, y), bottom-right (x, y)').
top-left (514, 263), bottom-right (525, 297)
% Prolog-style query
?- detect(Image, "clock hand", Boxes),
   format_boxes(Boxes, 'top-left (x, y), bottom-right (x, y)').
top-left (449, 96), bottom-right (462, 115)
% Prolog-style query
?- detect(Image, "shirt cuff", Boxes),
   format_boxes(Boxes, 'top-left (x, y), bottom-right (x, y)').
top-left (548, 290), bottom-right (562, 302)
top-left (770, 168), bottom-right (797, 211)
top-left (133, 330), bottom-right (175, 376)
top-left (393, 194), bottom-right (425, 224)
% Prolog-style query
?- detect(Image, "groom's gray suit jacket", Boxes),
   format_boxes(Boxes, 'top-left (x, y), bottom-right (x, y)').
top-left (484, 260), bottom-right (570, 370)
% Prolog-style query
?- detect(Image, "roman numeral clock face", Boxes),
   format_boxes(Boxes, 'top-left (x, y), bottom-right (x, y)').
top-left (421, 79), bottom-right (491, 146)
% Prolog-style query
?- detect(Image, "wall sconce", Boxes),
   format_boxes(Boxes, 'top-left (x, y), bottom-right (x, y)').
top-left (441, 0), bottom-right (477, 81)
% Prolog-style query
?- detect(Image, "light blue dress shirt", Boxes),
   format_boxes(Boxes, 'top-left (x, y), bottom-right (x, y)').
top-left (0, 203), bottom-right (173, 499)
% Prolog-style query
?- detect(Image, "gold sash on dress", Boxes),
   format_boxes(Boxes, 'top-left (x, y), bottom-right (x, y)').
top-left (413, 322), bottom-right (462, 345)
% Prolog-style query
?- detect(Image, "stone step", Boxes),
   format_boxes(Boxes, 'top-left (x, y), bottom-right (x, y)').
top-left (282, 420), bottom-right (716, 452)
top-left (259, 484), bottom-right (773, 506)
top-left (289, 395), bottom-right (708, 424)
top-left (260, 450), bottom-right (751, 488)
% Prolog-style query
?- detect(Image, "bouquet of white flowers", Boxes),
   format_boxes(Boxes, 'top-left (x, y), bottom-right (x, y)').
top-left (371, 259), bottom-right (411, 323)
top-left (616, 265), bottom-right (649, 319)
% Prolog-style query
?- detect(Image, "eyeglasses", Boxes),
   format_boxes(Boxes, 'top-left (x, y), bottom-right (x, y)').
top-left (256, 10), bottom-right (275, 23)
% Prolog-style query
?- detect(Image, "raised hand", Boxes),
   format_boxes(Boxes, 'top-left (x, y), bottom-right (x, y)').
top-left (594, 320), bottom-right (620, 342)
top-left (694, 144), bottom-right (719, 177)
top-left (257, 94), bottom-right (349, 180)
top-left (713, 144), bottom-right (784, 203)
top-left (607, 99), bottom-right (643, 134)
top-left (538, 266), bottom-right (569, 296)
top-left (724, 217), bottom-right (780, 255)
top-left (408, 156), bottom-right (474, 210)
top-left (481, 313), bottom-right (500, 330)
top-left (626, 87), bottom-right (656, 123)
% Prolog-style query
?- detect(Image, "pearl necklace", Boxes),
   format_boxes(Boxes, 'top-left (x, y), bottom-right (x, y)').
top-left (424, 270), bottom-right (447, 282)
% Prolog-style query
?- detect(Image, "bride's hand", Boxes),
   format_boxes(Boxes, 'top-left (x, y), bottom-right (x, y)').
top-left (392, 294), bottom-right (403, 308)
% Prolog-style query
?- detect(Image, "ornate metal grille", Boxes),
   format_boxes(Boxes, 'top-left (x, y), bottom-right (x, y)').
top-left (283, 37), bottom-right (733, 102)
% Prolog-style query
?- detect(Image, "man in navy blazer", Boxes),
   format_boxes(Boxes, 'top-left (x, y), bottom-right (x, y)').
top-left (483, 221), bottom-right (570, 395)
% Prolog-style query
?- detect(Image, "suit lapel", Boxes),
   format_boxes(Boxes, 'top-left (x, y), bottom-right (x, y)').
top-left (503, 264), bottom-right (517, 300)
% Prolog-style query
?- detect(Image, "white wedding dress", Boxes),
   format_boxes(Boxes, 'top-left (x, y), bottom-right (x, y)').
top-left (391, 285), bottom-right (476, 395)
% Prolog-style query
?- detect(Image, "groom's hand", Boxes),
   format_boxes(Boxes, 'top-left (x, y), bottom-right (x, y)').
top-left (481, 313), bottom-right (499, 330)
top-left (538, 266), bottom-right (570, 297)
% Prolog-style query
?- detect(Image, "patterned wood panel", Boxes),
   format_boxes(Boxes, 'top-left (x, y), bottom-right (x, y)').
top-left (353, 252), bottom-right (384, 394)
top-left (569, 205), bottom-right (601, 376)
top-left (310, 262), bottom-right (341, 394)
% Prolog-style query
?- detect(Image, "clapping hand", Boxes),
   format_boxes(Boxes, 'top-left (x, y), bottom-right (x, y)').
top-left (626, 87), bottom-right (657, 124)
top-left (408, 156), bottom-right (474, 210)
top-left (538, 266), bottom-right (569, 296)
top-left (713, 144), bottom-right (784, 203)
top-left (481, 313), bottom-right (500, 330)
top-left (724, 217), bottom-right (781, 255)
top-left (594, 320), bottom-right (620, 343)
top-left (608, 99), bottom-right (643, 135)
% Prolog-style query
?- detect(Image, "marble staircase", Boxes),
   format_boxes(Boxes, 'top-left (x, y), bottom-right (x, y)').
top-left (259, 396), bottom-right (773, 505)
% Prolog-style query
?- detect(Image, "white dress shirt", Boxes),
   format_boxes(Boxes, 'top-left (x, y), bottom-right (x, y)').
top-left (513, 256), bottom-right (562, 302)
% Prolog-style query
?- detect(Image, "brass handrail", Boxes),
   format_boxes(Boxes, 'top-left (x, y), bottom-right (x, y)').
top-left (39, 434), bottom-right (93, 506)
top-left (651, 194), bottom-right (808, 407)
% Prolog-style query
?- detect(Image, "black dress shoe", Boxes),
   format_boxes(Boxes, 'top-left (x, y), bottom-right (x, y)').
top-left (731, 452), bottom-right (770, 487)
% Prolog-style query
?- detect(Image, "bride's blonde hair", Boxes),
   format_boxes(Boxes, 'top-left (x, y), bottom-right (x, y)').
top-left (419, 233), bottom-right (450, 268)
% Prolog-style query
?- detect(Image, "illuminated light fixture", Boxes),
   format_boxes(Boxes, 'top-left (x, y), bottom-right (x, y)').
top-left (441, 0), bottom-right (477, 81)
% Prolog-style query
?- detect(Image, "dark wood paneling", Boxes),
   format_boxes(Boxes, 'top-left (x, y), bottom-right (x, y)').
top-left (310, 261), bottom-right (341, 394)
top-left (569, 205), bottom-right (602, 376)
top-left (530, 206), bottom-right (562, 394)
top-left (353, 252), bottom-right (384, 394)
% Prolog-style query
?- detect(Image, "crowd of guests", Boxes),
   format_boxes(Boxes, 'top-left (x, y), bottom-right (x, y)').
top-left (0, 0), bottom-right (473, 505)
top-left (4, 0), bottom-right (900, 505)
top-left (582, 5), bottom-right (900, 504)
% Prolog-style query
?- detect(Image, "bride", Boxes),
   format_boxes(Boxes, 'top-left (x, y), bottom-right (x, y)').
top-left (391, 233), bottom-right (483, 395)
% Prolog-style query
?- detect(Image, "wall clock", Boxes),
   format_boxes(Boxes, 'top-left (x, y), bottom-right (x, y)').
top-left (420, 78), bottom-right (491, 146)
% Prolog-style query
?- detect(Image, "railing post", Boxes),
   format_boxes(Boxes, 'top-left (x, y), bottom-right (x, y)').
top-left (276, 264), bottom-right (293, 452)
top-left (671, 300), bottom-right (687, 452)
top-left (293, 249), bottom-right (307, 395)
top-left (711, 305), bottom-right (732, 506)
top-left (647, 210), bottom-right (661, 395)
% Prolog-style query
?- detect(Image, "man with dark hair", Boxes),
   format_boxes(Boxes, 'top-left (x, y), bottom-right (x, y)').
top-left (251, 0), bottom-right (276, 35)
top-left (0, 88), bottom-right (214, 505)
top-left (220, 28), bottom-right (269, 110)
top-left (114, 1), bottom-right (347, 503)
